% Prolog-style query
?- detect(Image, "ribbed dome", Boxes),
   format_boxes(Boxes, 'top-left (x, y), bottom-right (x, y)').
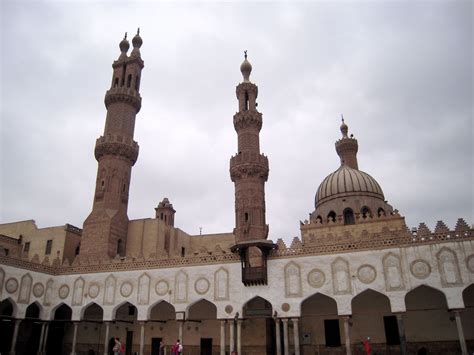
top-left (315, 165), bottom-right (384, 208)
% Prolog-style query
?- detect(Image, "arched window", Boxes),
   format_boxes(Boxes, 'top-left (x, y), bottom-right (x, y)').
top-left (113, 78), bottom-right (119, 87)
top-left (244, 92), bottom-right (249, 111)
top-left (315, 215), bottom-right (322, 224)
top-left (327, 211), bottom-right (336, 223)
top-left (117, 239), bottom-right (124, 256)
top-left (377, 208), bottom-right (385, 217)
top-left (343, 208), bottom-right (355, 225)
top-left (126, 74), bottom-right (132, 88)
top-left (135, 75), bottom-right (140, 91)
top-left (245, 212), bottom-right (249, 222)
top-left (361, 206), bottom-right (371, 219)
top-left (75, 244), bottom-right (80, 256)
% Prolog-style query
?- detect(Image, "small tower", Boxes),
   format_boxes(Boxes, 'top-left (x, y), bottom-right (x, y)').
top-left (229, 52), bottom-right (275, 286)
top-left (80, 30), bottom-right (144, 259)
top-left (335, 116), bottom-right (359, 169)
top-left (155, 198), bottom-right (176, 227)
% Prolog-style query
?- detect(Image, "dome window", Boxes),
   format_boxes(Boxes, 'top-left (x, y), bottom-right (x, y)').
top-left (343, 208), bottom-right (355, 225)
top-left (327, 211), bottom-right (336, 223)
top-left (377, 208), bottom-right (386, 217)
top-left (315, 215), bottom-right (322, 224)
top-left (361, 207), bottom-right (372, 219)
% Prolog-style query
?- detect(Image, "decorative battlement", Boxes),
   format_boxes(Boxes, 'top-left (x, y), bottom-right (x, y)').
top-left (65, 224), bottom-right (82, 235)
top-left (104, 87), bottom-right (142, 112)
top-left (304, 208), bottom-right (401, 228)
top-left (94, 134), bottom-right (139, 164)
top-left (233, 111), bottom-right (263, 131)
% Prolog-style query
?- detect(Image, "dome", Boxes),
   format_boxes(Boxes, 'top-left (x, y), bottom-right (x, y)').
top-left (119, 33), bottom-right (130, 53)
top-left (240, 52), bottom-right (252, 82)
top-left (315, 165), bottom-right (384, 208)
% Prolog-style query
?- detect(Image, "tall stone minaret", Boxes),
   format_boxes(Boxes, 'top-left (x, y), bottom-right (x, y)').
top-left (80, 30), bottom-right (144, 259)
top-left (230, 53), bottom-right (274, 285)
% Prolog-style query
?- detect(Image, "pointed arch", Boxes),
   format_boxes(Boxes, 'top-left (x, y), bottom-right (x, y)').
top-left (284, 261), bottom-right (302, 297)
top-left (351, 288), bottom-right (392, 313)
top-left (112, 300), bottom-right (137, 321)
top-left (81, 302), bottom-right (104, 321)
top-left (0, 297), bottom-right (17, 317)
top-left (243, 296), bottom-right (273, 318)
top-left (187, 298), bottom-right (217, 320)
top-left (25, 301), bottom-right (42, 319)
top-left (405, 284), bottom-right (448, 310)
top-left (462, 283), bottom-right (474, 307)
top-left (50, 303), bottom-right (72, 320)
top-left (18, 273), bottom-right (33, 304)
top-left (300, 291), bottom-right (338, 315)
top-left (147, 300), bottom-right (176, 321)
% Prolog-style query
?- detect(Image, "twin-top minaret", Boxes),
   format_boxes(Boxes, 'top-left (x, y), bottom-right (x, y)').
top-left (80, 30), bottom-right (144, 259)
top-left (230, 53), bottom-right (274, 285)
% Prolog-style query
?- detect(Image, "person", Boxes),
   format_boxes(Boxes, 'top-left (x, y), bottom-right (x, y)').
top-left (172, 339), bottom-right (182, 355)
top-left (159, 341), bottom-right (165, 355)
top-left (113, 337), bottom-right (122, 355)
top-left (363, 336), bottom-right (372, 355)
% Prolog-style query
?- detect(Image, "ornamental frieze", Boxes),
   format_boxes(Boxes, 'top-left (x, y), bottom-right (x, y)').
top-left (233, 111), bottom-right (263, 131)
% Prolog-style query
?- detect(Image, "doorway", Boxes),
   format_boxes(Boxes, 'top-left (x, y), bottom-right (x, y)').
top-left (126, 331), bottom-right (133, 355)
top-left (200, 338), bottom-right (212, 355)
top-left (151, 337), bottom-right (162, 355)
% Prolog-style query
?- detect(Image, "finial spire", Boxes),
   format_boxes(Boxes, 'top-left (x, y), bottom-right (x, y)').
top-left (137, 28), bottom-right (140, 35)
top-left (124, 32), bottom-right (127, 40)
top-left (340, 115), bottom-right (348, 138)
top-left (341, 113), bottom-right (344, 123)
top-left (244, 50), bottom-right (247, 59)
top-left (240, 50), bottom-right (252, 82)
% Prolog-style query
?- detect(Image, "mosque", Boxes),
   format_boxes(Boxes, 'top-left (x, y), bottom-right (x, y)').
top-left (0, 31), bottom-right (473, 355)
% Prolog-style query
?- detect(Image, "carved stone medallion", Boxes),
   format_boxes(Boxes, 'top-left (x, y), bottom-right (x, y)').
top-left (466, 255), bottom-right (474, 273)
top-left (5, 278), bottom-right (18, 293)
top-left (410, 260), bottom-right (431, 279)
top-left (155, 280), bottom-right (169, 296)
top-left (225, 305), bottom-right (233, 314)
top-left (88, 283), bottom-right (100, 299)
top-left (307, 269), bottom-right (325, 288)
top-left (33, 282), bottom-right (45, 298)
top-left (357, 265), bottom-right (377, 284)
top-left (120, 281), bottom-right (133, 297)
top-left (194, 277), bottom-right (210, 295)
top-left (59, 285), bottom-right (70, 299)
top-left (281, 303), bottom-right (290, 312)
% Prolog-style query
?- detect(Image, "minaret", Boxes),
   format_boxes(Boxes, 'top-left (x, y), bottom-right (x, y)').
top-left (230, 52), bottom-right (275, 286)
top-left (335, 116), bottom-right (359, 169)
top-left (80, 30), bottom-right (144, 259)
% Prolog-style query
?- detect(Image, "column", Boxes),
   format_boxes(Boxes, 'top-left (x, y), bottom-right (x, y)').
top-left (275, 318), bottom-right (281, 355)
top-left (9, 319), bottom-right (21, 355)
top-left (342, 316), bottom-right (352, 355)
top-left (220, 320), bottom-right (226, 355)
top-left (70, 322), bottom-right (78, 355)
top-left (282, 318), bottom-right (289, 355)
top-left (229, 320), bottom-right (235, 353)
top-left (292, 318), bottom-right (300, 355)
top-left (178, 321), bottom-right (184, 346)
top-left (395, 313), bottom-right (407, 355)
top-left (454, 310), bottom-right (468, 355)
top-left (42, 323), bottom-right (50, 353)
top-left (139, 321), bottom-right (145, 355)
top-left (103, 322), bottom-right (110, 355)
top-left (37, 322), bottom-right (46, 355)
top-left (237, 319), bottom-right (242, 355)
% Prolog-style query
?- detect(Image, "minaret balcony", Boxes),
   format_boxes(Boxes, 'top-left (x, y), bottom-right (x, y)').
top-left (233, 111), bottom-right (263, 131)
top-left (104, 87), bottom-right (142, 112)
top-left (95, 134), bottom-right (139, 164)
top-left (230, 153), bottom-right (269, 181)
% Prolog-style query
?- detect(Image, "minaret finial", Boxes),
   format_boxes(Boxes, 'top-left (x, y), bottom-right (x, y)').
top-left (137, 28), bottom-right (140, 35)
top-left (124, 32), bottom-right (127, 40)
top-left (244, 50), bottom-right (247, 59)
top-left (341, 113), bottom-right (344, 123)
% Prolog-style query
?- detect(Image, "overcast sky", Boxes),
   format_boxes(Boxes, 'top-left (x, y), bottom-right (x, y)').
top-left (1, 1), bottom-right (472, 243)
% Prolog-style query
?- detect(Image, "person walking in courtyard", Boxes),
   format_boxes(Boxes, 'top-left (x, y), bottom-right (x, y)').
top-left (171, 339), bottom-right (183, 355)
top-left (363, 336), bottom-right (372, 355)
top-left (113, 337), bottom-right (122, 355)
top-left (159, 341), bottom-right (165, 355)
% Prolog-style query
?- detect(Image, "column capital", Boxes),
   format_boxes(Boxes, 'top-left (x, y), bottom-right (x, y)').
top-left (281, 318), bottom-right (289, 323)
top-left (291, 317), bottom-right (300, 323)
